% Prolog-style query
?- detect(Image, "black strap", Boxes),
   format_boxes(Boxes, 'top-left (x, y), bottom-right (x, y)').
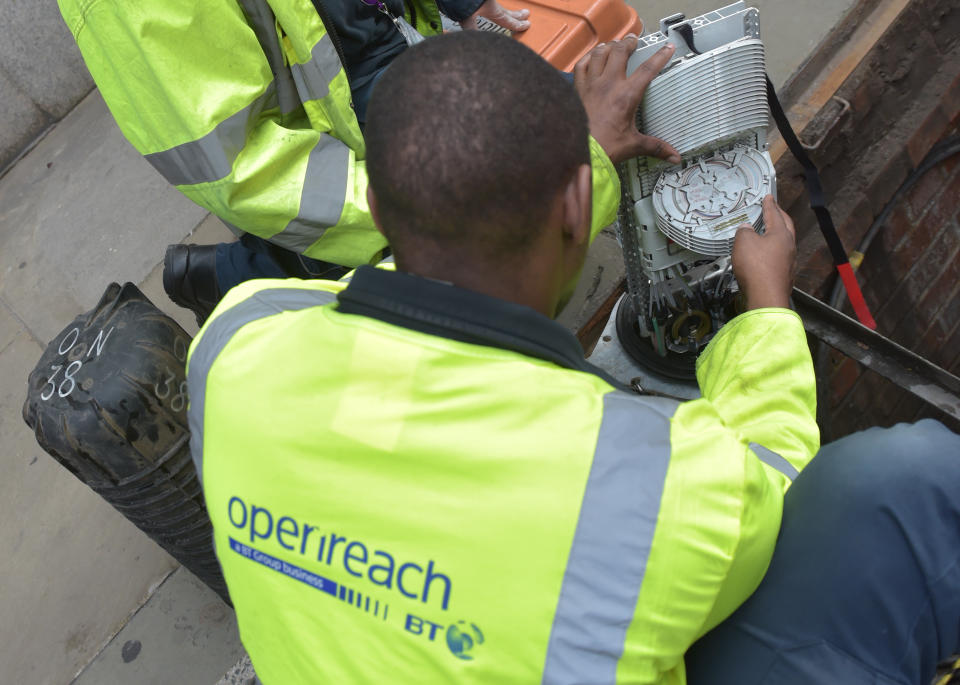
top-left (672, 23), bottom-right (698, 56)
top-left (765, 77), bottom-right (849, 266)
top-left (766, 77), bottom-right (876, 327)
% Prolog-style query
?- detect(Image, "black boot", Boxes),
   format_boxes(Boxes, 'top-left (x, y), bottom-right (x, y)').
top-left (163, 244), bottom-right (222, 326)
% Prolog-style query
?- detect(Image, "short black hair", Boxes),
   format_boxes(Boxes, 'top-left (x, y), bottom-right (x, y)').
top-left (365, 31), bottom-right (590, 262)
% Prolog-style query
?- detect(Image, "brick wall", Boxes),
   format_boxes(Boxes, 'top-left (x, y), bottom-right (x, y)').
top-left (772, 0), bottom-right (960, 439)
top-left (778, 0), bottom-right (960, 294)
top-left (824, 124), bottom-right (960, 438)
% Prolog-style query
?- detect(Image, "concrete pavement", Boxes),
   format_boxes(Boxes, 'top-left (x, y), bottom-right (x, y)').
top-left (0, 89), bottom-right (240, 685)
top-left (0, 1), bottom-right (854, 682)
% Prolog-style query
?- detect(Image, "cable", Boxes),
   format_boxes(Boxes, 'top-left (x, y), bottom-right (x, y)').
top-left (828, 135), bottom-right (960, 310)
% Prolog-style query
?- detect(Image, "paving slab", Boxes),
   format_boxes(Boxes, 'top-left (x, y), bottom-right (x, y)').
top-left (73, 567), bottom-right (244, 685)
top-left (0, 298), bottom-right (23, 351)
top-left (626, 0), bottom-right (857, 88)
top-left (0, 66), bottom-right (48, 171)
top-left (0, 89), bottom-right (208, 345)
top-left (0, 0), bottom-right (94, 119)
top-left (0, 322), bottom-right (178, 685)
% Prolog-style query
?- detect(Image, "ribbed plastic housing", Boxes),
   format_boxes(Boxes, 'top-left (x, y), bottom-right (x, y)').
top-left (652, 145), bottom-right (774, 256)
top-left (22, 283), bottom-right (228, 603)
top-left (638, 38), bottom-right (768, 155)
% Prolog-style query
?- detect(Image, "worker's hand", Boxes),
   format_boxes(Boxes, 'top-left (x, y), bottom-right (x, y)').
top-left (460, 0), bottom-right (530, 32)
top-left (732, 195), bottom-right (797, 310)
top-left (575, 38), bottom-right (681, 165)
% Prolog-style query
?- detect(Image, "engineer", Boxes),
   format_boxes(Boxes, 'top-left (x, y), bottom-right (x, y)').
top-left (58, 0), bottom-right (542, 324)
top-left (187, 32), bottom-right (960, 685)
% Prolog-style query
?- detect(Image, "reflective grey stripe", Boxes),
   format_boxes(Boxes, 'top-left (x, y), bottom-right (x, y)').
top-left (542, 392), bottom-right (679, 684)
top-left (237, 0), bottom-right (300, 114)
top-left (144, 85), bottom-right (273, 186)
top-left (290, 34), bottom-right (342, 103)
top-left (145, 1), bottom-right (343, 187)
top-left (749, 442), bottom-right (799, 480)
top-left (268, 138), bottom-right (351, 252)
top-left (186, 288), bottom-right (338, 481)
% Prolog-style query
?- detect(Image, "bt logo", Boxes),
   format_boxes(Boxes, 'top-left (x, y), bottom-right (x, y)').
top-left (445, 621), bottom-right (485, 661)
top-left (405, 613), bottom-right (485, 660)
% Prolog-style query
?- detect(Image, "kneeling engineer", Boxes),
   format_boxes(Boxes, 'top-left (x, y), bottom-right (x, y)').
top-left (187, 31), bottom-right (960, 685)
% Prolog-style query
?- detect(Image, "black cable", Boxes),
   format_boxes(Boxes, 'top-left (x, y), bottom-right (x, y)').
top-left (816, 134), bottom-right (960, 440)
top-left (828, 135), bottom-right (960, 310)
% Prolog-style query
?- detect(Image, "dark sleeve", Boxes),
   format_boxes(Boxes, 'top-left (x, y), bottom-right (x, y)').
top-left (435, 0), bottom-right (485, 22)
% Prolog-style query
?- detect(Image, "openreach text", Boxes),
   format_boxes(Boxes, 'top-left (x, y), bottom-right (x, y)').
top-left (226, 496), bottom-right (453, 611)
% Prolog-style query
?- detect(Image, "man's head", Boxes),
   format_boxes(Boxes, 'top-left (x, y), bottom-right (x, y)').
top-left (365, 32), bottom-right (593, 315)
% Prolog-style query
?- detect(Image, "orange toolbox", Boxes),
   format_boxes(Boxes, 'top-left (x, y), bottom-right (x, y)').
top-left (477, 0), bottom-right (643, 72)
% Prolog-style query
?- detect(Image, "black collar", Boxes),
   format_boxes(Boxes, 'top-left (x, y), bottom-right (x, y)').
top-left (337, 266), bottom-right (627, 389)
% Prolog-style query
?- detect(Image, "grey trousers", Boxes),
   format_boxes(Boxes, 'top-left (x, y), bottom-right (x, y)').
top-left (687, 419), bottom-right (960, 685)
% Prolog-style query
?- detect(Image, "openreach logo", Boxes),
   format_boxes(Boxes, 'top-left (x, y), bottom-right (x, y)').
top-left (446, 621), bottom-right (485, 660)
top-left (225, 496), bottom-right (485, 661)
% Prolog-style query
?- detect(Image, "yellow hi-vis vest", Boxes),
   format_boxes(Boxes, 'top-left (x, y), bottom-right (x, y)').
top-left (187, 267), bottom-right (819, 684)
top-left (57, 0), bottom-right (620, 266)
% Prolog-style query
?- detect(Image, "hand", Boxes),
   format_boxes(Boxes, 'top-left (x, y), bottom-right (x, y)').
top-left (460, 0), bottom-right (530, 32)
top-left (574, 37), bottom-right (681, 165)
top-left (732, 195), bottom-right (797, 310)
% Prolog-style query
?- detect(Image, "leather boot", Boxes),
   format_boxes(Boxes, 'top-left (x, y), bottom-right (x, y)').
top-left (162, 244), bottom-right (221, 326)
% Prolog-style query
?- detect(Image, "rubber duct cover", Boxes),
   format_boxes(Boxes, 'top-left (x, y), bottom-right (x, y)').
top-left (22, 282), bottom-right (228, 602)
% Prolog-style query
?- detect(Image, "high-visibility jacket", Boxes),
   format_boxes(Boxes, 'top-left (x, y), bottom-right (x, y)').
top-left (187, 265), bottom-right (819, 684)
top-left (57, 0), bottom-right (620, 266)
